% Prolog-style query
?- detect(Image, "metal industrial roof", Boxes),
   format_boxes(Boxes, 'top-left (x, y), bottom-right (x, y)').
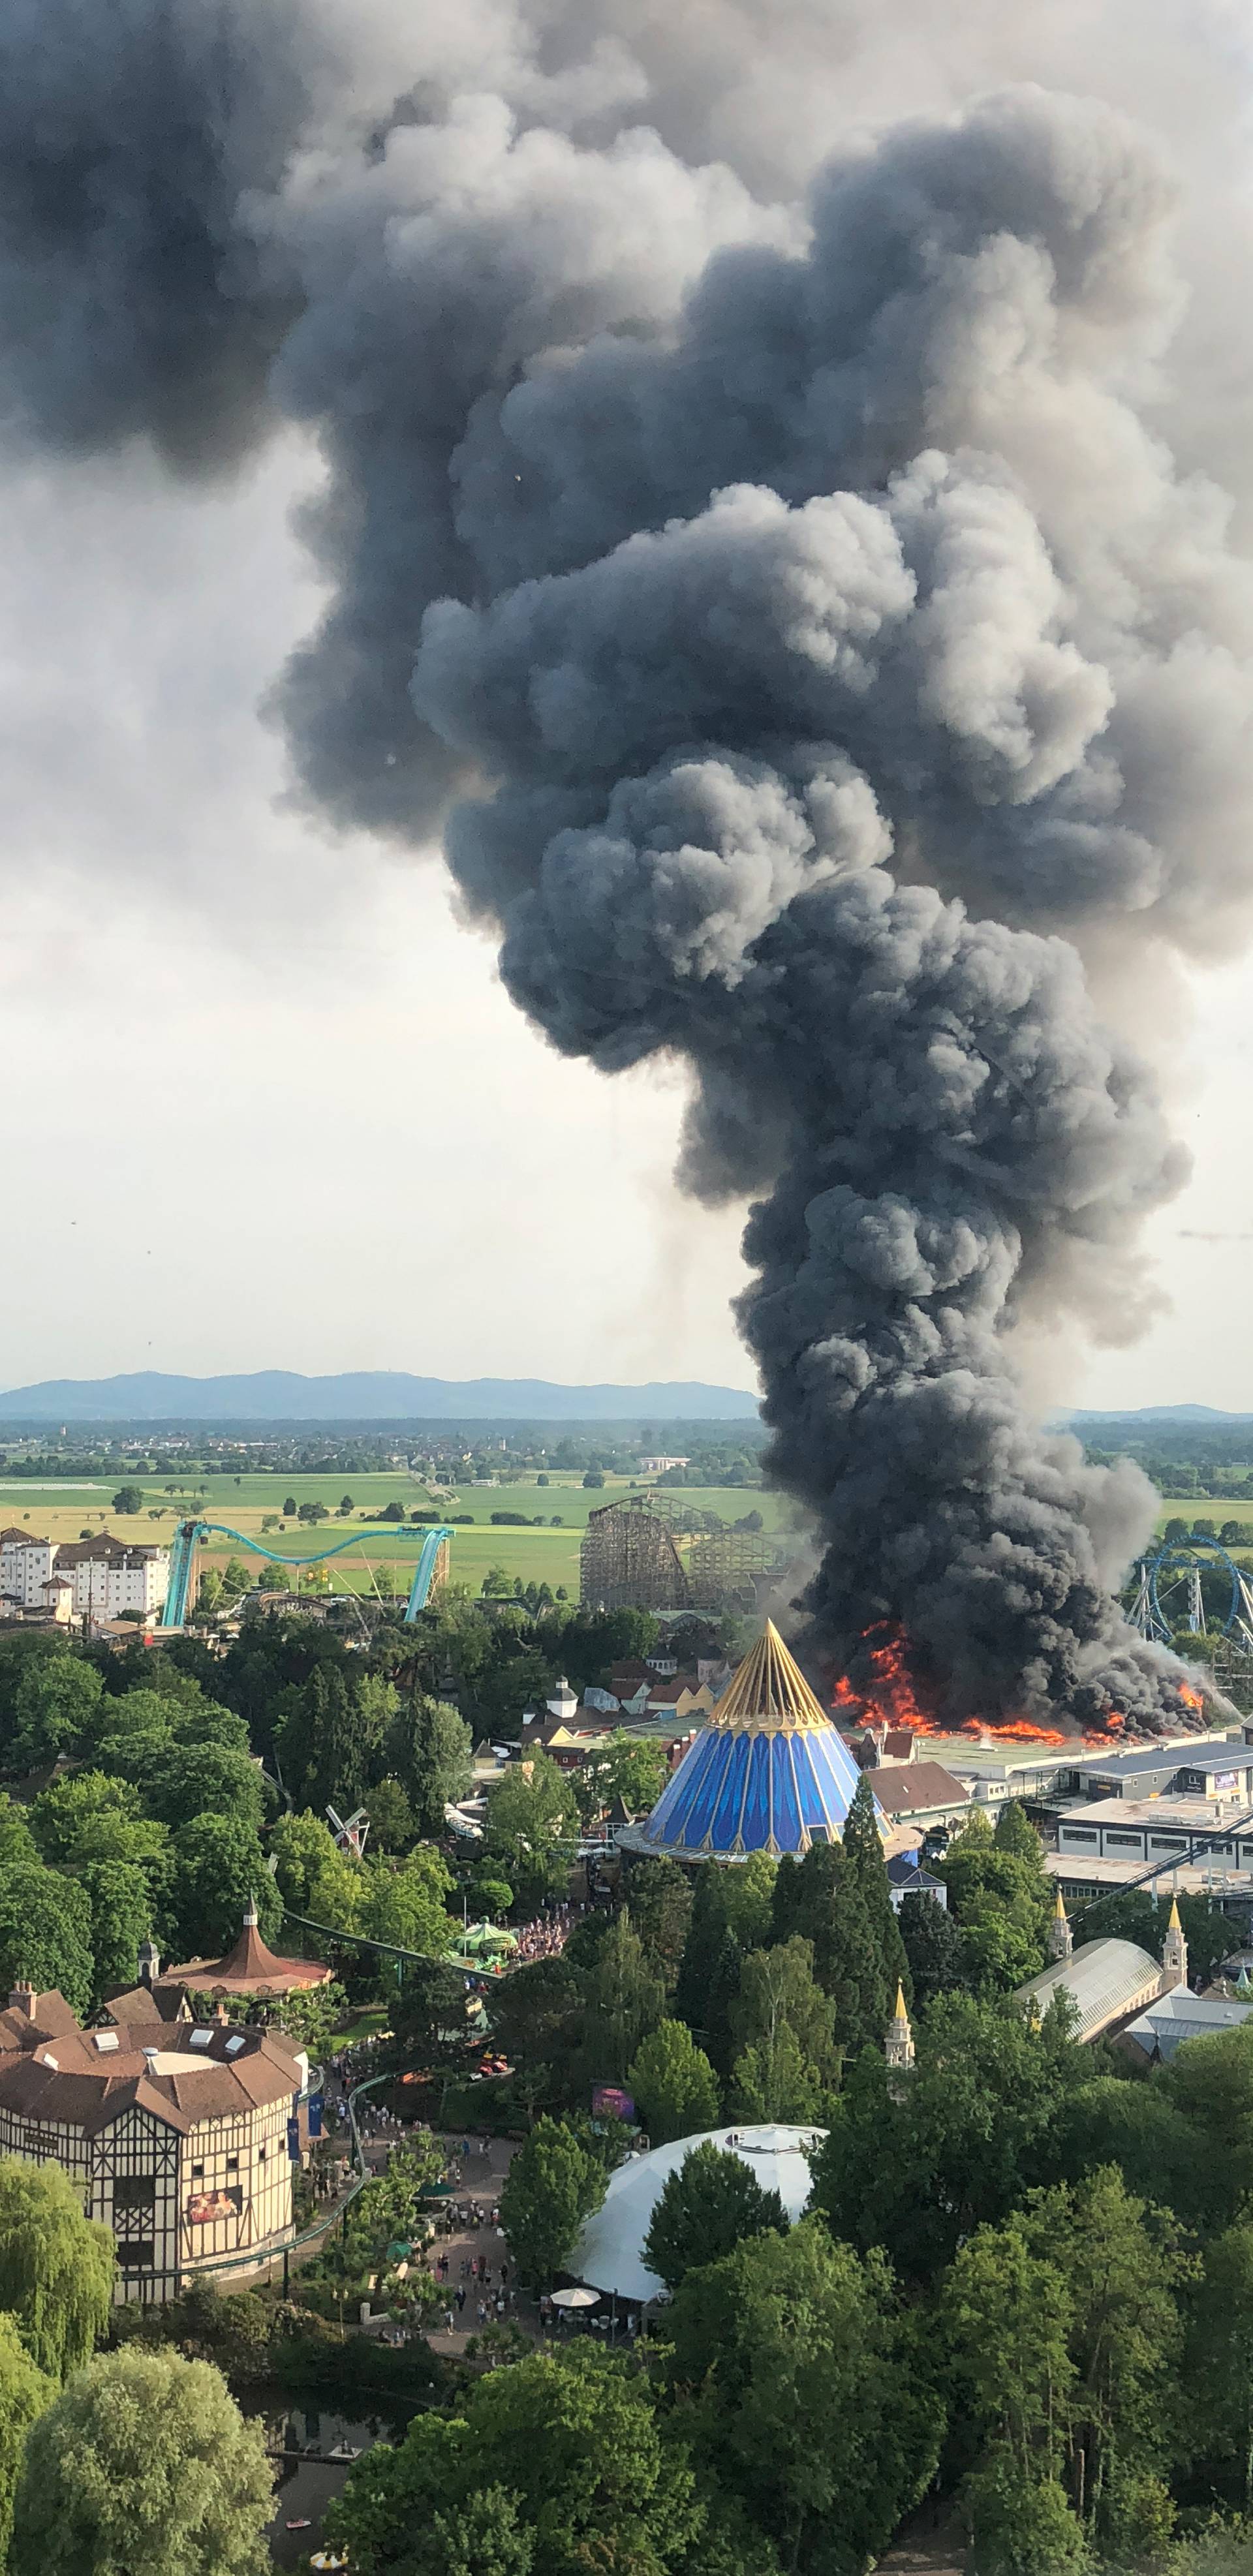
top-left (1121, 1988), bottom-right (1253, 2061)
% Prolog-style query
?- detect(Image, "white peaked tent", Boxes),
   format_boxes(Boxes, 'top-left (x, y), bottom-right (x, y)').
top-left (569, 2122), bottom-right (826, 2305)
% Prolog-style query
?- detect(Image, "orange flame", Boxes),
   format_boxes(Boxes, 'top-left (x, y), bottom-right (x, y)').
top-left (830, 1623), bottom-right (1066, 1748)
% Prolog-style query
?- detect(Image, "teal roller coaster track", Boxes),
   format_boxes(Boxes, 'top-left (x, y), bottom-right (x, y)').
top-left (159, 1518), bottom-right (455, 1629)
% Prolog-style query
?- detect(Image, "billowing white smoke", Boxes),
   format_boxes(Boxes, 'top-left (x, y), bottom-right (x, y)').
top-left (2, 1), bottom-right (1250, 1725)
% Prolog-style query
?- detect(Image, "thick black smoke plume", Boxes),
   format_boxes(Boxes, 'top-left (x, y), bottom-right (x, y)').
top-left (3, 3), bottom-right (1252, 1726)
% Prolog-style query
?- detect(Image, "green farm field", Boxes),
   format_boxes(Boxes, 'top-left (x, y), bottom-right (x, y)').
top-left (0, 1469), bottom-right (797, 1603)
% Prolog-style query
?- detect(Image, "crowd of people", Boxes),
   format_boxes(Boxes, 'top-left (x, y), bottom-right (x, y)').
top-left (512, 1901), bottom-right (580, 1963)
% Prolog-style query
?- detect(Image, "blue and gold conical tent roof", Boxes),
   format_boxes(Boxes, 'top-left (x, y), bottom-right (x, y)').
top-left (638, 1620), bottom-right (866, 1860)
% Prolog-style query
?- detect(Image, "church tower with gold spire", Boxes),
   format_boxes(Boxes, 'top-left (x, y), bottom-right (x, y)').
top-left (1047, 1888), bottom-right (1074, 1961)
top-left (1160, 1894), bottom-right (1188, 1993)
top-left (884, 1980), bottom-right (915, 2093)
top-left (634, 1620), bottom-right (871, 1862)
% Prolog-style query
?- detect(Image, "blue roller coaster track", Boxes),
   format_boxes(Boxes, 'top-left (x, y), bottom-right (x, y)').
top-left (159, 1517), bottom-right (454, 1630)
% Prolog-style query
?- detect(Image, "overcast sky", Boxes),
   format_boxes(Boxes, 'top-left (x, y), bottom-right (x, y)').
top-left (3, 0), bottom-right (1253, 1418)
top-left (0, 425), bottom-right (1246, 1415)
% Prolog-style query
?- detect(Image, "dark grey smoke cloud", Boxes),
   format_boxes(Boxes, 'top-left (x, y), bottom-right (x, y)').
top-left (2, 3), bottom-right (1250, 1725)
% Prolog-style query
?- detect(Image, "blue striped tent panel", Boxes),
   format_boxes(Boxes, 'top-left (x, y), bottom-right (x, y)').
top-left (642, 1730), bottom-right (716, 1847)
top-left (707, 1731), bottom-right (752, 1852)
top-left (675, 1731), bottom-right (728, 1850)
top-left (740, 1731), bottom-right (771, 1852)
top-left (770, 1732), bottom-right (803, 1852)
top-left (808, 1729), bottom-right (861, 1829)
top-left (793, 1734), bottom-right (838, 1836)
top-left (645, 1729), bottom-right (718, 1848)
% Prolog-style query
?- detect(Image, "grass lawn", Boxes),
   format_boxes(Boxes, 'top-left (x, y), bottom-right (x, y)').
top-left (326, 2005), bottom-right (391, 2050)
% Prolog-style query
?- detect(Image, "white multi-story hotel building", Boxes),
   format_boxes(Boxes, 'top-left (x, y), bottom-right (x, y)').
top-left (0, 1981), bottom-right (305, 2303)
top-left (0, 1527), bottom-right (57, 1608)
top-left (0, 1530), bottom-right (170, 1624)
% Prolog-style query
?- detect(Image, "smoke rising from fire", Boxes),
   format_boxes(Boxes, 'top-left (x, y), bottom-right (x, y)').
top-left (2, 2), bottom-right (1252, 1727)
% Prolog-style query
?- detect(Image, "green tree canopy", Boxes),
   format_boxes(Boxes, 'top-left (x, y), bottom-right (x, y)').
top-left (577, 1911), bottom-right (664, 2089)
top-left (0, 1865), bottom-right (93, 2016)
top-left (642, 2138), bottom-right (788, 2291)
top-left (12, 2346), bottom-right (273, 2576)
top-left (0, 2313), bottom-right (51, 2565)
top-left (170, 1816), bottom-right (281, 1960)
top-left (729, 1937), bottom-right (838, 2121)
top-left (328, 2345), bottom-right (696, 2576)
top-left (810, 1989), bottom-right (1087, 2283)
top-left (386, 1695), bottom-right (473, 1837)
top-left (0, 2158), bottom-right (114, 2382)
top-left (626, 1856), bottom-right (693, 1994)
top-left (111, 1485), bottom-right (144, 1516)
top-left (628, 2018), bottom-right (720, 2147)
top-left (268, 1809), bottom-right (362, 1932)
top-left (662, 2218), bottom-right (941, 2575)
top-left (29, 1771), bottom-right (157, 1871)
top-left (898, 1886), bottom-right (968, 2006)
top-left (936, 1811), bottom-right (1051, 1993)
top-left (359, 1847), bottom-right (453, 1956)
top-left (483, 1755), bottom-right (578, 1909)
top-left (80, 1860), bottom-right (153, 2001)
top-left (11, 1655), bottom-right (103, 1768)
top-left (499, 2117), bottom-right (606, 2287)
top-left (145, 1741), bottom-right (267, 1835)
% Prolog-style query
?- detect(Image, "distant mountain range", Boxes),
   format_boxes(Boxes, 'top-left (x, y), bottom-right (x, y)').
top-left (1063, 1405), bottom-right (1253, 1425)
top-left (0, 1370), bottom-right (760, 1424)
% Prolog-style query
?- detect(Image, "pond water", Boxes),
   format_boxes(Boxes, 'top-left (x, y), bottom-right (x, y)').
top-left (242, 2391), bottom-right (412, 2567)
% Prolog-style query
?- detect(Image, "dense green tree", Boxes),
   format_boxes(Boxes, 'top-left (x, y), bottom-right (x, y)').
top-left (663, 2218), bottom-right (940, 2574)
top-left (421, 2484), bottom-right (534, 2576)
top-left (80, 1860), bottom-right (153, 2001)
top-left (359, 1848), bottom-right (453, 1955)
top-left (483, 1755), bottom-right (578, 1909)
top-left (487, 1957), bottom-right (583, 2109)
top-left (391, 1956), bottom-right (476, 2075)
top-left (268, 1808), bottom-right (362, 1932)
top-left (1162, 2021), bottom-right (1253, 2228)
top-left (675, 1867), bottom-right (744, 2076)
top-left (729, 1937), bottom-right (837, 2121)
top-left (0, 1796), bottom-right (35, 1869)
top-left (0, 1864), bottom-right (93, 2015)
top-left (843, 1770), bottom-right (910, 1987)
top-left (898, 1888), bottom-right (968, 2004)
top-left (11, 1654), bottom-right (103, 1767)
top-left (29, 1771), bottom-right (157, 1871)
top-left (0, 2314), bottom-right (51, 2564)
top-left (111, 1484), bottom-right (145, 1516)
top-left (328, 2346), bottom-right (696, 2576)
top-left (170, 1816), bottom-right (281, 1959)
top-left (0, 2159), bottom-right (114, 2382)
top-left (12, 2346), bottom-right (273, 2576)
top-left (961, 2459), bottom-right (1089, 2576)
top-left (386, 1694), bottom-right (472, 1836)
top-left (626, 1856), bottom-right (693, 1993)
top-left (1021, 2165), bottom-right (1189, 2553)
top-left (578, 1730), bottom-right (668, 1823)
top-left (938, 1811), bottom-right (1051, 1993)
top-left (365, 1775), bottom-right (415, 1850)
top-left (810, 1990), bottom-right (1087, 2283)
top-left (578, 1911), bottom-right (664, 2087)
top-left (89, 1686), bottom-right (178, 1779)
top-left (942, 2217), bottom-right (1075, 2483)
top-left (643, 2138), bottom-right (787, 2291)
top-left (499, 2117), bottom-right (606, 2286)
top-left (146, 1741), bottom-right (267, 1834)
top-left (628, 2019), bottom-right (720, 2145)
top-left (719, 1850), bottom-right (777, 1951)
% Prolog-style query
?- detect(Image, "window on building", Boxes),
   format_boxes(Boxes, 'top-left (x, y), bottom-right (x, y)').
top-left (257, 2145), bottom-right (266, 2164)
top-left (191, 2163), bottom-right (204, 2181)
top-left (117, 2241), bottom-right (155, 2271)
top-left (226, 2156), bottom-right (238, 2175)
top-left (114, 2175), bottom-right (155, 2213)
top-left (1062, 1828), bottom-right (1098, 1844)
top-left (1106, 1833), bottom-right (1143, 1850)
top-left (1149, 1835), bottom-right (1188, 1852)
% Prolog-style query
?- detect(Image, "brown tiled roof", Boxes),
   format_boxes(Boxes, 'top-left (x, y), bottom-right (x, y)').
top-left (0, 1527), bottom-right (45, 1546)
top-left (161, 1914), bottom-right (329, 1998)
top-left (867, 1760), bottom-right (970, 1815)
top-left (100, 1984), bottom-right (190, 2026)
top-left (0, 1992), bottom-right (80, 2054)
top-left (0, 2008), bottom-right (302, 2138)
